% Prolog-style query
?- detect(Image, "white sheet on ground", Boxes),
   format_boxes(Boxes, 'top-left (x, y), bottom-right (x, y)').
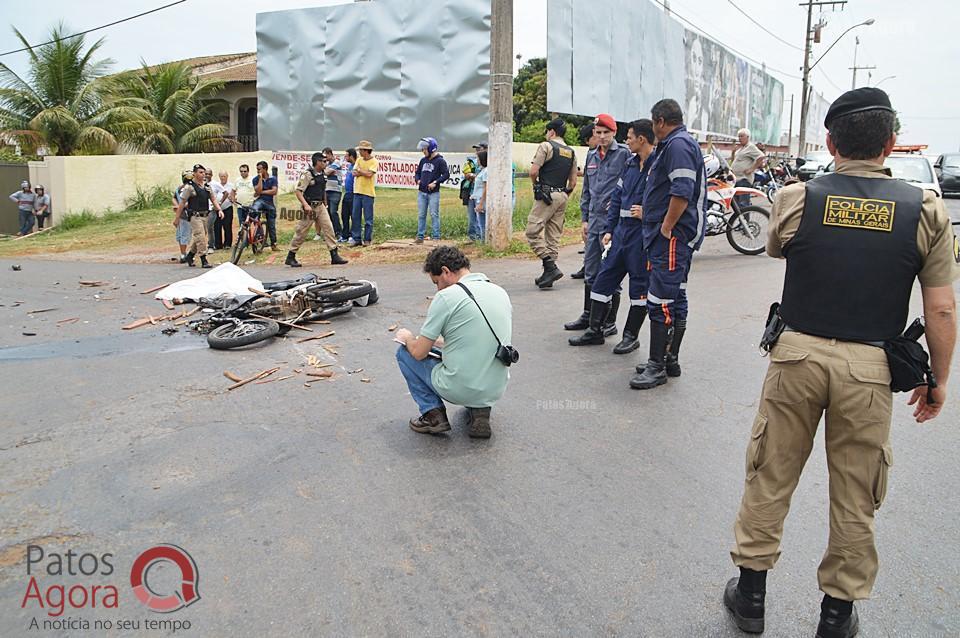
top-left (155, 263), bottom-right (264, 301)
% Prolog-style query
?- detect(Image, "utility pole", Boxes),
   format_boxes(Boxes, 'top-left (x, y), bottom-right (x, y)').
top-left (787, 94), bottom-right (795, 154)
top-left (487, 0), bottom-right (514, 250)
top-left (849, 36), bottom-right (875, 88)
top-left (798, 0), bottom-right (847, 156)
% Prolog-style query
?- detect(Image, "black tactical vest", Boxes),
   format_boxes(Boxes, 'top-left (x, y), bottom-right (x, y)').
top-left (778, 172), bottom-right (923, 342)
top-left (538, 140), bottom-right (575, 188)
top-left (187, 181), bottom-right (209, 213)
top-left (303, 168), bottom-right (326, 202)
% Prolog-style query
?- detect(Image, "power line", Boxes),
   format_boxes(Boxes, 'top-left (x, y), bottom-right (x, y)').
top-left (0, 0), bottom-right (188, 57)
top-left (725, 0), bottom-right (803, 51)
top-left (650, 0), bottom-right (803, 79)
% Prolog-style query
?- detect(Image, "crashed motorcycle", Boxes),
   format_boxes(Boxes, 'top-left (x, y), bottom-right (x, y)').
top-left (192, 274), bottom-right (378, 349)
top-left (703, 153), bottom-right (770, 255)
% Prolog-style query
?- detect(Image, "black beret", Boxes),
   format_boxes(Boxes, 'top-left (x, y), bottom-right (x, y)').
top-left (545, 118), bottom-right (567, 136)
top-left (824, 87), bottom-right (894, 128)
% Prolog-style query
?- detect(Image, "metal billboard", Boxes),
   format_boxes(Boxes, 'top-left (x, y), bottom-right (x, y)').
top-left (547, 0), bottom-right (784, 145)
top-left (256, 0), bottom-right (491, 152)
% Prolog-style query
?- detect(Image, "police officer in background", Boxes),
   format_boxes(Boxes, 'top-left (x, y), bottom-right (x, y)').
top-left (175, 163), bottom-right (223, 268)
top-left (526, 118), bottom-right (578, 288)
top-left (565, 114), bottom-right (630, 335)
top-left (286, 152), bottom-right (348, 267)
top-left (631, 100), bottom-right (707, 390)
top-left (568, 119), bottom-right (655, 352)
top-left (723, 88), bottom-right (958, 638)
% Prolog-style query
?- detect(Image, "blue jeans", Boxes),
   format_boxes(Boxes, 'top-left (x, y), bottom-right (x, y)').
top-left (351, 194), bottom-right (375, 243)
top-left (476, 209), bottom-right (486, 241)
top-left (18, 209), bottom-right (35, 235)
top-left (466, 199), bottom-right (480, 240)
top-left (396, 346), bottom-right (444, 414)
top-left (251, 200), bottom-right (276, 246)
top-left (325, 190), bottom-right (342, 237)
top-left (417, 191), bottom-right (441, 239)
top-left (340, 191), bottom-right (353, 240)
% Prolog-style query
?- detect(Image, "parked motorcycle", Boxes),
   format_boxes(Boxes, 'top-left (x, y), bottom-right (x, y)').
top-left (703, 154), bottom-right (770, 255)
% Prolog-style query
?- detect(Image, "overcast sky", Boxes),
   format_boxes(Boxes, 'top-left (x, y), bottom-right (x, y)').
top-left (2, 0), bottom-right (957, 154)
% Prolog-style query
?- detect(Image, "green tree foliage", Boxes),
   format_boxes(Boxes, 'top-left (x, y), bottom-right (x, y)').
top-left (0, 24), bottom-right (158, 155)
top-left (107, 62), bottom-right (238, 153)
top-left (512, 58), bottom-right (593, 145)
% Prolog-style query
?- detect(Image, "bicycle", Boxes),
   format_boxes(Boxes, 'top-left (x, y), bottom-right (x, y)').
top-left (230, 206), bottom-right (266, 265)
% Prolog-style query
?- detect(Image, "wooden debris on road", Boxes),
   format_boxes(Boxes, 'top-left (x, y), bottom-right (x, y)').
top-left (306, 370), bottom-right (334, 378)
top-left (140, 283), bottom-right (169, 295)
top-left (27, 307), bottom-right (58, 314)
top-left (360, 378), bottom-right (372, 383)
top-left (161, 299), bottom-right (175, 310)
top-left (295, 330), bottom-right (335, 344)
top-left (248, 287), bottom-right (270, 296)
top-left (122, 317), bottom-right (154, 330)
top-left (56, 317), bottom-right (79, 325)
top-left (79, 280), bottom-right (109, 287)
top-left (223, 371), bottom-right (244, 382)
top-left (321, 344), bottom-right (339, 355)
top-left (227, 367), bottom-right (280, 391)
top-left (388, 324), bottom-right (398, 332)
top-left (248, 313), bottom-right (312, 332)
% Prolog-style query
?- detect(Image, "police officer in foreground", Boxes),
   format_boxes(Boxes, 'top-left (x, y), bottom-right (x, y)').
top-left (287, 152), bottom-right (348, 267)
top-left (175, 164), bottom-right (223, 268)
top-left (526, 118), bottom-right (578, 288)
top-left (564, 114), bottom-right (630, 335)
top-left (630, 100), bottom-right (707, 390)
top-left (723, 88), bottom-right (958, 637)
top-left (568, 118), bottom-right (655, 352)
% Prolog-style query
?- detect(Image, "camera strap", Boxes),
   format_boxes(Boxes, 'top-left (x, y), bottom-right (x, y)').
top-left (456, 282), bottom-right (505, 348)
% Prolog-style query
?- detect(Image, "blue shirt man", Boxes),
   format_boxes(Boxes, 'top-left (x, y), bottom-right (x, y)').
top-left (251, 161), bottom-right (279, 248)
top-left (632, 99), bottom-right (707, 391)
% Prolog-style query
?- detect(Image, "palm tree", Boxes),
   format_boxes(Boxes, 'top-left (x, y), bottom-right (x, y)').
top-left (110, 62), bottom-right (240, 154)
top-left (0, 23), bottom-right (158, 155)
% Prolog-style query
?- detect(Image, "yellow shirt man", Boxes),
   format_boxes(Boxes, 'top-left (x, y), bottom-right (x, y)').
top-left (354, 155), bottom-right (378, 197)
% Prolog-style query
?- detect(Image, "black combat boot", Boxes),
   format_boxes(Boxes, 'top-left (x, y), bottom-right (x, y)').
top-left (285, 251), bottom-right (302, 267)
top-left (570, 266), bottom-right (585, 279)
top-left (816, 595), bottom-right (859, 638)
top-left (183, 251), bottom-right (195, 267)
top-left (465, 407), bottom-right (492, 438)
top-left (723, 567), bottom-right (767, 634)
top-left (568, 299), bottom-right (610, 346)
top-left (330, 248), bottom-right (348, 265)
top-left (602, 292), bottom-right (620, 337)
top-left (630, 321), bottom-right (671, 389)
top-left (409, 407), bottom-right (451, 434)
top-left (199, 255), bottom-right (212, 269)
top-left (564, 284), bottom-right (592, 330)
top-left (536, 257), bottom-right (563, 289)
top-left (665, 318), bottom-right (686, 377)
top-left (612, 305), bottom-right (647, 354)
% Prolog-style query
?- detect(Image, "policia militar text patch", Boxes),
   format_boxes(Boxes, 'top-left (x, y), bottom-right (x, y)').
top-left (823, 195), bottom-right (895, 232)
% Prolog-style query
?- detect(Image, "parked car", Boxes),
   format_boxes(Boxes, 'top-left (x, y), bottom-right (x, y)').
top-left (819, 154), bottom-right (942, 196)
top-left (796, 151), bottom-right (833, 181)
top-left (934, 153), bottom-right (960, 195)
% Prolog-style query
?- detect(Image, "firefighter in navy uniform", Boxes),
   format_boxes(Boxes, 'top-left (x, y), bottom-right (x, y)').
top-left (569, 119), bottom-right (655, 352)
top-left (630, 100), bottom-right (707, 390)
top-left (526, 118), bottom-right (578, 288)
top-left (723, 88), bottom-right (958, 638)
top-left (175, 163), bottom-right (223, 268)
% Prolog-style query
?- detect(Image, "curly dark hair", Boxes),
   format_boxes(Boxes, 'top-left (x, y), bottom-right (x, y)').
top-left (828, 110), bottom-right (896, 160)
top-left (423, 246), bottom-right (471, 275)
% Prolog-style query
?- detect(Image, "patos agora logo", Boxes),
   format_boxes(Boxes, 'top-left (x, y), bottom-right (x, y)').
top-left (130, 545), bottom-right (201, 612)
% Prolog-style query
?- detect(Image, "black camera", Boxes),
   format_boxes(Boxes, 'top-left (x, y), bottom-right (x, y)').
top-left (495, 344), bottom-right (519, 367)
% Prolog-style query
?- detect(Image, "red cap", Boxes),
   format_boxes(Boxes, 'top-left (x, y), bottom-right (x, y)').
top-left (594, 113), bottom-right (617, 131)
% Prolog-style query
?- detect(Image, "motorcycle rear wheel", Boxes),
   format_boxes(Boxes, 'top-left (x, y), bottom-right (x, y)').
top-left (207, 319), bottom-right (280, 349)
top-left (308, 281), bottom-right (374, 304)
top-left (726, 206), bottom-right (770, 255)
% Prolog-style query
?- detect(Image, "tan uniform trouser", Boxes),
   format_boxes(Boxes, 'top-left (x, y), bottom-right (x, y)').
top-left (731, 331), bottom-right (894, 601)
top-left (291, 202), bottom-right (336, 251)
top-left (187, 215), bottom-right (208, 255)
top-left (525, 192), bottom-right (568, 260)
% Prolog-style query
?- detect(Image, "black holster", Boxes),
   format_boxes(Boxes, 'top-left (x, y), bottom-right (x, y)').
top-left (759, 302), bottom-right (786, 354)
top-left (883, 317), bottom-right (937, 396)
top-left (533, 184), bottom-right (553, 205)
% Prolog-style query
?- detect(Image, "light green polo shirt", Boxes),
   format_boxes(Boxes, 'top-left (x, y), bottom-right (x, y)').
top-left (419, 273), bottom-right (512, 408)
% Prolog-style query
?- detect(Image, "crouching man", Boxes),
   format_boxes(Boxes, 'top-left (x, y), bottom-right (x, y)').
top-left (394, 246), bottom-right (513, 439)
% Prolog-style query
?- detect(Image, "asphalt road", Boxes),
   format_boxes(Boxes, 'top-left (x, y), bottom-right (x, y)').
top-left (1, 202), bottom-right (959, 638)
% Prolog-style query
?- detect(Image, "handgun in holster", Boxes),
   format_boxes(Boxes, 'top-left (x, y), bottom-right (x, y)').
top-left (759, 302), bottom-right (786, 354)
top-left (533, 183), bottom-right (553, 205)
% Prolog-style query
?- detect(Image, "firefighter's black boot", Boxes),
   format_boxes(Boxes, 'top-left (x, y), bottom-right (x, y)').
top-left (568, 299), bottom-right (609, 346)
top-left (602, 292), bottom-right (620, 337)
top-left (665, 318), bottom-right (686, 377)
top-left (563, 284), bottom-right (591, 330)
top-left (613, 305), bottom-right (647, 354)
top-left (629, 321), bottom-right (671, 389)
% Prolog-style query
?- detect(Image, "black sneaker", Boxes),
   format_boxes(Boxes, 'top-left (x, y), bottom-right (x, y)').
top-left (723, 577), bottom-right (765, 634)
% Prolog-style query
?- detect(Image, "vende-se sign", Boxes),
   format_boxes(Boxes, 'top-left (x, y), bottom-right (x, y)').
top-left (272, 151), bottom-right (473, 190)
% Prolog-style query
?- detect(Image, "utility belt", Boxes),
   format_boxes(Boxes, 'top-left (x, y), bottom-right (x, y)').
top-left (184, 209), bottom-right (208, 219)
top-left (308, 200), bottom-right (325, 206)
top-left (760, 302), bottom-right (937, 398)
top-left (533, 183), bottom-right (567, 205)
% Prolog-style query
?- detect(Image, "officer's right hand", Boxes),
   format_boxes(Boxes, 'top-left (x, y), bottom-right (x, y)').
top-left (908, 385), bottom-right (947, 423)
top-left (581, 221), bottom-right (588, 242)
top-left (602, 233), bottom-right (612, 246)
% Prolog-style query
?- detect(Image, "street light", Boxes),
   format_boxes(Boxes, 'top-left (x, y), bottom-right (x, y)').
top-left (874, 75), bottom-right (896, 87)
top-left (799, 18), bottom-right (875, 155)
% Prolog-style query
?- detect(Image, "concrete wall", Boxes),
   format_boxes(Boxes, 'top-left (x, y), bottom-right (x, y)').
top-left (26, 142), bottom-right (593, 225)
